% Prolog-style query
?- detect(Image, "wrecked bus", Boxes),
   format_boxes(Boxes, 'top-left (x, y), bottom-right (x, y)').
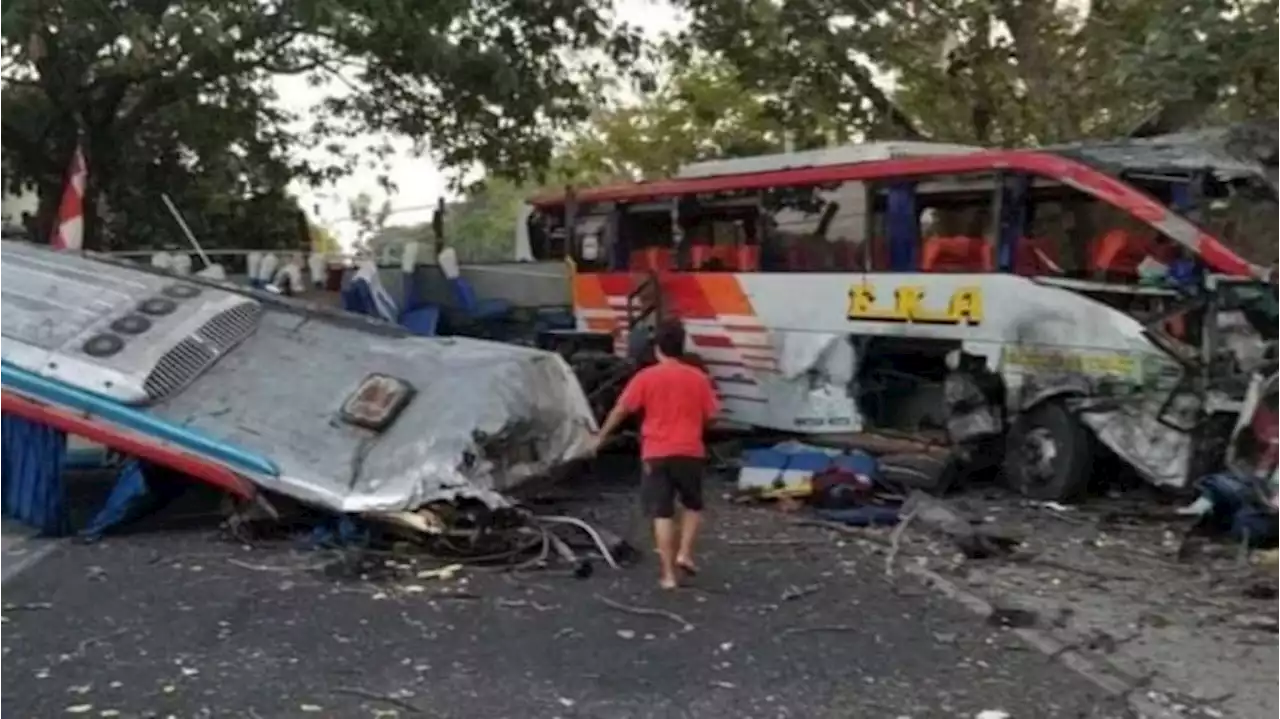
top-left (0, 240), bottom-right (597, 522)
top-left (525, 133), bottom-right (1278, 501)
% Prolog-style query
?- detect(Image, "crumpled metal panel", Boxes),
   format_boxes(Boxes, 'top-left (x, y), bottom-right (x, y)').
top-left (1052, 123), bottom-right (1278, 190)
top-left (148, 309), bottom-right (596, 513)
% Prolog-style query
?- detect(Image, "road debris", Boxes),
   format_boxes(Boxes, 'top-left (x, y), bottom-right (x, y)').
top-left (331, 687), bottom-right (426, 715)
top-left (594, 594), bottom-right (694, 633)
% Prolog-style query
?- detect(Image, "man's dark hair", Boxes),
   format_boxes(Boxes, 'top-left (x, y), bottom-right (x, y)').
top-left (654, 319), bottom-right (686, 358)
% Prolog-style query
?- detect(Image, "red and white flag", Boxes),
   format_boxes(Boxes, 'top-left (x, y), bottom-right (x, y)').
top-left (51, 145), bottom-right (87, 251)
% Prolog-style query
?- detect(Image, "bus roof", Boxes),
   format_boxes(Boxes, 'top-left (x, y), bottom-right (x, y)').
top-left (676, 141), bottom-right (981, 179)
top-left (526, 149), bottom-right (1086, 207)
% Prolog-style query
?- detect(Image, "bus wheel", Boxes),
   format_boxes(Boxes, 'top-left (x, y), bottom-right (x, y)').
top-left (1004, 401), bottom-right (1093, 502)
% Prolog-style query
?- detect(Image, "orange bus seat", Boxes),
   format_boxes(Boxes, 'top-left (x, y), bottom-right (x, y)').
top-left (1089, 230), bottom-right (1176, 277)
top-left (921, 236), bottom-right (992, 272)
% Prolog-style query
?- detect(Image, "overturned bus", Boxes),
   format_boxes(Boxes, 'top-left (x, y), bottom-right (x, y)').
top-left (524, 128), bottom-right (1278, 501)
top-left (0, 240), bottom-right (597, 519)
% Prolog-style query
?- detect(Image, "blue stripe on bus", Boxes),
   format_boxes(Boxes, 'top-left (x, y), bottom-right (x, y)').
top-left (1, 362), bottom-right (279, 478)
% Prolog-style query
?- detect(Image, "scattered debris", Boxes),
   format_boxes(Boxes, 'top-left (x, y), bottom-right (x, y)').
top-left (594, 594), bottom-right (693, 633)
top-left (985, 605), bottom-right (1038, 629)
top-left (3, 601), bottom-right (53, 611)
top-left (331, 687), bottom-right (426, 714)
top-left (931, 631), bottom-right (958, 645)
top-left (780, 584), bottom-right (821, 601)
top-left (779, 624), bottom-right (860, 638)
top-left (416, 563), bottom-right (463, 581)
top-left (1233, 614), bottom-right (1279, 633)
top-left (901, 492), bottom-right (1022, 560)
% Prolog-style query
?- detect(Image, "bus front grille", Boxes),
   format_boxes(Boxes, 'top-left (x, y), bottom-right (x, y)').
top-left (142, 301), bottom-right (262, 402)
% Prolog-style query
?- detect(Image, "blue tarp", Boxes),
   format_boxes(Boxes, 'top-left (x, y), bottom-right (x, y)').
top-left (1, 415), bottom-right (70, 536)
top-left (78, 460), bottom-right (184, 542)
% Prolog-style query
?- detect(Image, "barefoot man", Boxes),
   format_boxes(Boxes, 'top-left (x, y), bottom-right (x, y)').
top-left (587, 319), bottom-right (719, 589)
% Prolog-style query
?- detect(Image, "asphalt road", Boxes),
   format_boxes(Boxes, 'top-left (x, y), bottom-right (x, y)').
top-left (1, 468), bottom-right (1126, 719)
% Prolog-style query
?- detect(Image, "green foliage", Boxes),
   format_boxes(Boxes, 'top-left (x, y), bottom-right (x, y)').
top-left (440, 58), bottom-right (791, 262)
top-left (673, 0), bottom-right (1278, 145)
top-left (448, 178), bottom-right (528, 262)
top-left (1, 0), bottom-right (641, 250)
top-left (555, 56), bottom-right (787, 181)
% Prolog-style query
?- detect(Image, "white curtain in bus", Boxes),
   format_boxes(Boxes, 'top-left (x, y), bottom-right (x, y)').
top-left (354, 259), bottom-right (399, 321)
top-left (514, 203), bottom-right (534, 262)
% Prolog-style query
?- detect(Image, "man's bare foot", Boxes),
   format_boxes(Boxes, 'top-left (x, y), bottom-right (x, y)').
top-left (675, 557), bottom-right (698, 576)
top-left (658, 575), bottom-right (678, 590)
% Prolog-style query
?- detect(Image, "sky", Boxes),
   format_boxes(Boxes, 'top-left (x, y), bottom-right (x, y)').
top-left (276, 0), bottom-right (687, 247)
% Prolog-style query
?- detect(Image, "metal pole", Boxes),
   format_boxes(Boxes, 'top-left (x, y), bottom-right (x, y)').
top-left (160, 193), bottom-right (212, 269)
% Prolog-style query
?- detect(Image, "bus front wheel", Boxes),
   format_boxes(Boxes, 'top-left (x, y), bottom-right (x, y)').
top-left (1003, 400), bottom-right (1093, 502)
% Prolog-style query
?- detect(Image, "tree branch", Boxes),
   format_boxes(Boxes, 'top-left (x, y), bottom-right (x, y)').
top-left (840, 60), bottom-right (926, 140)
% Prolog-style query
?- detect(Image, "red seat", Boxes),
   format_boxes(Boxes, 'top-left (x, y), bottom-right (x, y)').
top-left (1089, 229), bottom-right (1175, 277)
top-left (921, 236), bottom-right (992, 272)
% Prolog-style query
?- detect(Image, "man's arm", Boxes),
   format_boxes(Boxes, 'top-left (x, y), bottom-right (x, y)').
top-left (594, 372), bottom-right (646, 446)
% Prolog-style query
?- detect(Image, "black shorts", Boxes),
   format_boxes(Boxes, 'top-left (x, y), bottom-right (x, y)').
top-left (640, 457), bottom-right (706, 519)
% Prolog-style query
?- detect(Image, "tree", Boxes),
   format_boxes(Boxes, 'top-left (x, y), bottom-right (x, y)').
top-left (439, 58), bottom-right (790, 263)
top-left (309, 222), bottom-right (342, 256)
top-left (347, 191), bottom-right (396, 258)
top-left (448, 178), bottom-right (527, 262)
top-left (1, 0), bottom-right (643, 250)
top-left (554, 56), bottom-right (789, 182)
top-left (673, 0), bottom-right (1278, 146)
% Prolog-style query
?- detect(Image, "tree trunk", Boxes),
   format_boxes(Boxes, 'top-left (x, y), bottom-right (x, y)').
top-left (34, 178), bottom-right (60, 246)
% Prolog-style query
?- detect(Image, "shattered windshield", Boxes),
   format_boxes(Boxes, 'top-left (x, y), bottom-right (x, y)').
top-left (1219, 280), bottom-right (1280, 340)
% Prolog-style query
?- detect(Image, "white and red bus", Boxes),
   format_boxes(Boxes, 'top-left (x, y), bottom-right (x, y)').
top-left (525, 140), bottom-right (1277, 500)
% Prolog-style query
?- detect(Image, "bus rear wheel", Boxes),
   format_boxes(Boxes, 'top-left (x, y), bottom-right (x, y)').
top-left (1003, 400), bottom-right (1093, 502)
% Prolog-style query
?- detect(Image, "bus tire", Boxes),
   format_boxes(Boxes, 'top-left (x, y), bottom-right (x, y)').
top-left (1003, 400), bottom-right (1093, 502)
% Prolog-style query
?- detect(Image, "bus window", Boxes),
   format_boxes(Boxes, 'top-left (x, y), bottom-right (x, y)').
top-left (568, 214), bottom-right (610, 272)
top-left (682, 204), bottom-right (761, 272)
top-left (1014, 180), bottom-right (1173, 281)
top-left (1008, 178), bottom-right (1213, 285)
top-left (758, 182), bottom-right (866, 272)
top-left (618, 205), bottom-right (676, 273)
top-left (528, 210), bottom-right (568, 262)
top-left (915, 173), bottom-right (997, 273)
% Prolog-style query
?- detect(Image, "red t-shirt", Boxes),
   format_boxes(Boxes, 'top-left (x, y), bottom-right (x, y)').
top-left (617, 359), bottom-right (720, 460)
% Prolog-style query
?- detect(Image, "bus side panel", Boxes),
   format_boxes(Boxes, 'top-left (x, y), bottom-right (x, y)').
top-left (570, 270), bottom-right (863, 433)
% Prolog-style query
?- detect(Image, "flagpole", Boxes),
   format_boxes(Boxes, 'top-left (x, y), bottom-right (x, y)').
top-left (160, 193), bottom-right (213, 269)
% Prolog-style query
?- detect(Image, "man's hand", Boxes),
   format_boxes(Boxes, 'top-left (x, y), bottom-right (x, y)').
top-left (581, 431), bottom-right (604, 457)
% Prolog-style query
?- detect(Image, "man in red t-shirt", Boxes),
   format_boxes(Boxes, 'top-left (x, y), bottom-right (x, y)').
top-left (587, 319), bottom-right (720, 589)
